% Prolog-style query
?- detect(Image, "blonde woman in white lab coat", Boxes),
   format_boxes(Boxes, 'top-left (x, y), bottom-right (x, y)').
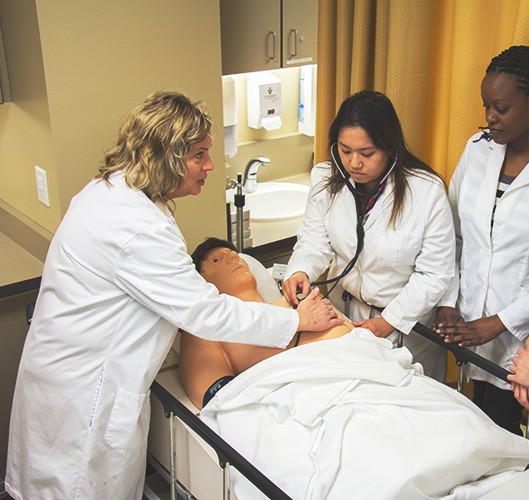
top-left (436, 46), bottom-right (529, 435)
top-left (5, 91), bottom-right (341, 500)
top-left (283, 91), bottom-right (455, 382)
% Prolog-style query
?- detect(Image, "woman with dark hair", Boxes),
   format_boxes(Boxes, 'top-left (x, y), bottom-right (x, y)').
top-left (435, 46), bottom-right (529, 435)
top-left (283, 90), bottom-right (455, 381)
top-left (5, 91), bottom-right (340, 500)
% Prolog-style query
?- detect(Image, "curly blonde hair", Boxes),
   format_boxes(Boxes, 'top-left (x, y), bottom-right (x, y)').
top-left (96, 91), bottom-right (212, 206)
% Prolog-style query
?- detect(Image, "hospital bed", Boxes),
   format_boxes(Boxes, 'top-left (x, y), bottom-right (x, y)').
top-left (147, 254), bottom-right (529, 500)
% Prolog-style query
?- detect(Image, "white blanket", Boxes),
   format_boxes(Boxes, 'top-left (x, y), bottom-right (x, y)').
top-left (201, 330), bottom-right (529, 500)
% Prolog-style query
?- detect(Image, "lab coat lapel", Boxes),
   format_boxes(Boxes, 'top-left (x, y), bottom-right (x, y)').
top-left (342, 178), bottom-right (360, 223)
top-left (361, 178), bottom-right (392, 231)
top-left (506, 159), bottom-right (529, 193)
top-left (482, 142), bottom-right (506, 204)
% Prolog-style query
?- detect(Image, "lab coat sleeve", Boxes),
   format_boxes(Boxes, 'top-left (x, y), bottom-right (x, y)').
top-left (498, 297), bottom-right (529, 342)
top-left (437, 145), bottom-right (467, 308)
top-left (113, 222), bottom-right (299, 348)
top-left (382, 178), bottom-right (456, 334)
top-left (285, 165), bottom-right (336, 281)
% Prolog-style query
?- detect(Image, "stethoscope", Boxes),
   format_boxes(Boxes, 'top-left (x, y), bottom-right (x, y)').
top-left (310, 143), bottom-right (397, 300)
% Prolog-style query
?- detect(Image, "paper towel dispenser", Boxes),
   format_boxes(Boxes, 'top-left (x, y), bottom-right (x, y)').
top-left (247, 71), bottom-right (282, 131)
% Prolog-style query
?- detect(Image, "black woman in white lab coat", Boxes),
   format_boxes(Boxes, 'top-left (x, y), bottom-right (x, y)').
top-left (5, 91), bottom-right (341, 500)
top-left (436, 46), bottom-right (529, 435)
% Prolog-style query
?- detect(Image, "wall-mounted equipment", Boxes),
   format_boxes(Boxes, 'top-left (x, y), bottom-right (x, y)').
top-left (247, 71), bottom-right (282, 131)
top-left (0, 20), bottom-right (12, 104)
top-left (222, 75), bottom-right (238, 157)
top-left (298, 64), bottom-right (316, 137)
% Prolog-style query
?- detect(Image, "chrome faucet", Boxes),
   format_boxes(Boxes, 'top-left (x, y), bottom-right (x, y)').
top-left (243, 156), bottom-right (271, 193)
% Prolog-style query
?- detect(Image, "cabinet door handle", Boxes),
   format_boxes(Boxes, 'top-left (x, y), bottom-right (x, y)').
top-left (268, 31), bottom-right (277, 61)
top-left (290, 29), bottom-right (298, 58)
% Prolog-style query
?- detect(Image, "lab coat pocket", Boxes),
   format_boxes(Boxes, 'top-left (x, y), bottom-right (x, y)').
top-left (104, 387), bottom-right (151, 452)
top-left (375, 232), bottom-right (420, 267)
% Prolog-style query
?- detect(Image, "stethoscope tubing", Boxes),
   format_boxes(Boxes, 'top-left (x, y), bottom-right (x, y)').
top-left (310, 144), bottom-right (397, 299)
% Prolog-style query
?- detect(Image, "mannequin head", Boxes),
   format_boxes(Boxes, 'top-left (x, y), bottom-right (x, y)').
top-left (192, 238), bottom-right (259, 298)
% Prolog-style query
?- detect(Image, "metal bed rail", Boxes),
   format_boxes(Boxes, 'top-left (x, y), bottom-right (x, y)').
top-left (151, 380), bottom-right (293, 500)
top-left (150, 322), bottom-right (518, 499)
top-left (343, 293), bottom-right (512, 386)
top-left (410, 321), bottom-right (511, 384)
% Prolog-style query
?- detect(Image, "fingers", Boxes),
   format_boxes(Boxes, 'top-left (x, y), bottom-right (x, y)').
top-left (282, 272), bottom-right (310, 305)
top-left (352, 320), bottom-right (367, 327)
top-left (295, 289), bottom-right (342, 332)
top-left (512, 383), bottom-right (529, 411)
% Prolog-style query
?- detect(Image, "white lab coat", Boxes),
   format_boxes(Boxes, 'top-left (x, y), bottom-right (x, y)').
top-left (440, 133), bottom-right (529, 389)
top-left (286, 162), bottom-right (455, 381)
top-left (6, 173), bottom-right (298, 500)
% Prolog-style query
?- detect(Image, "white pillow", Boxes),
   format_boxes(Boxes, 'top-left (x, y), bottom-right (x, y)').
top-left (239, 253), bottom-right (282, 303)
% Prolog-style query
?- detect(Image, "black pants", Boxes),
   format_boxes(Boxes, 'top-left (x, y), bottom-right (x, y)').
top-left (473, 379), bottom-right (524, 436)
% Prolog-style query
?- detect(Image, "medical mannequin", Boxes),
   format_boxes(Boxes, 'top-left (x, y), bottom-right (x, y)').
top-left (283, 90), bottom-right (455, 382)
top-left (5, 92), bottom-right (341, 500)
top-left (435, 46), bottom-right (529, 434)
top-left (180, 237), bottom-right (353, 409)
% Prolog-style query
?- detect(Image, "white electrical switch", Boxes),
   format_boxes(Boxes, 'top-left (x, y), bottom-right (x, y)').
top-left (35, 165), bottom-right (50, 207)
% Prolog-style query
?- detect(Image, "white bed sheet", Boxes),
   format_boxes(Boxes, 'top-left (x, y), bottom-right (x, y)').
top-left (201, 329), bottom-right (529, 500)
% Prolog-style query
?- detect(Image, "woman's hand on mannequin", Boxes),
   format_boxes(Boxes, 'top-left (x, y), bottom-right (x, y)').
top-left (436, 314), bottom-right (505, 347)
top-left (282, 272), bottom-right (311, 305)
top-left (352, 317), bottom-right (394, 338)
top-left (296, 287), bottom-right (344, 332)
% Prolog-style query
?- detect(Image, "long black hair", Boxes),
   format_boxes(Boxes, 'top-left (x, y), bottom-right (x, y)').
top-left (324, 90), bottom-right (442, 227)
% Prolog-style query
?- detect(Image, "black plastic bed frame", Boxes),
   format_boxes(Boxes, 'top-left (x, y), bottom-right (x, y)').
top-left (151, 322), bottom-right (511, 500)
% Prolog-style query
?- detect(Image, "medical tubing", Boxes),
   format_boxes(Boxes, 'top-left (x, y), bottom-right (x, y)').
top-left (151, 381), bottom-right (293, 500)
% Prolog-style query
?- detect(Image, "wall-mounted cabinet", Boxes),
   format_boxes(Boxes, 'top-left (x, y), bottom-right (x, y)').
top-left (220, 0), bottom-right (318, 75)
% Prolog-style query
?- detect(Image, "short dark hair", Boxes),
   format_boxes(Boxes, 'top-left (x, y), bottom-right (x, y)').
top-left (487, 45), bottom-right (529, 95)
top-left (191, 237), bottom-right (237, 272)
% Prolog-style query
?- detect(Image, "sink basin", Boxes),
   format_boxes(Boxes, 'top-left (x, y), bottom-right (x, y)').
top-left (226, 182), bottom-right (310, 222)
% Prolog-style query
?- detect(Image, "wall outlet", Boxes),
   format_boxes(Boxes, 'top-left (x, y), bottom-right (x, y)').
top-left (35, 165), bottom-right (50, 207)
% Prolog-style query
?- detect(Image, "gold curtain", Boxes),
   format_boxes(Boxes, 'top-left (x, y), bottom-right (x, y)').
top-left (315, 0), bottom-right (529, 182)
top-left (315, 0), bottom-right (529, 385)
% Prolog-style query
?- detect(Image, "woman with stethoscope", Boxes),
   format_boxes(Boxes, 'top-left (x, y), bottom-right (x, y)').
top-left (283, 90), bottom-right (456, 381)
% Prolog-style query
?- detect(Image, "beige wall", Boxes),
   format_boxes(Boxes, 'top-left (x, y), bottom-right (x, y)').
top-left (0, 0), bottom-right (60, 234)
top-left (0, 0), bottom-right (227, 252)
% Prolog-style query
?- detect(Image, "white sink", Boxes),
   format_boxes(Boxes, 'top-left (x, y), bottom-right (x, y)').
top-left (226, 182), bottom-right (310, 222)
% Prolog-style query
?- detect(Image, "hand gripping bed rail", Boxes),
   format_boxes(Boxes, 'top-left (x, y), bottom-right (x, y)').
top-left (411, 322), bottom-right (512, 384)
top-left (342, 293), bottom-right (511, 384)
top-left (151, 380), bottom-right (293, 500)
